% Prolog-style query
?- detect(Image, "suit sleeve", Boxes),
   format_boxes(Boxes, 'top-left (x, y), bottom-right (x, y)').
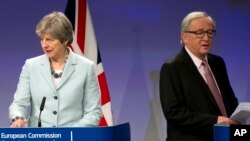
top-left (9, 60), bottom-right (31, 120)
top-left (73, 62), bottom-right (102, 126)
top-left (160, 62), bottom-right (217, 133)
top-left (211, 57), bottom-right (238, 116)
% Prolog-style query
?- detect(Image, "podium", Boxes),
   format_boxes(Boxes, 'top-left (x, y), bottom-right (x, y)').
top-left (0, 122), bottom-right (130, 141)
top-left (214, 124), bottom-right (250, 141)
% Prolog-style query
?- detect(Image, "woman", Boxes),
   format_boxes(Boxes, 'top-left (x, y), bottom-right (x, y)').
top-left (9, 11), bottom-right (102, 127)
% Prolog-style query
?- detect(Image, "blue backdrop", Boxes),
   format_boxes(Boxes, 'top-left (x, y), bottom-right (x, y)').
top-left (0, 1), bottom-right (250, 141)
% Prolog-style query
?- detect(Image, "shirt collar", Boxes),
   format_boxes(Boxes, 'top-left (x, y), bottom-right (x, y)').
top-left (184, 46), bottom-right (207, 68)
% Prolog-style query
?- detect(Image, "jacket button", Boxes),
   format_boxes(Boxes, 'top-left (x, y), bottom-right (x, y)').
top-left (54, 96), bottom-right (58, 100)
top-left (53, 111), bottom-right (57, 115)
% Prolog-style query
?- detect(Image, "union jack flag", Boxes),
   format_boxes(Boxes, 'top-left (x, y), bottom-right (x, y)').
top-left (65, 0), bottom-right (113, 126)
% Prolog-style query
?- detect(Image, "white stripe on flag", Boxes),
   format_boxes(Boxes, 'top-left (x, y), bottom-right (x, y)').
top-left (84, 4), bottom-right (98, 63)
top-left (102, 102), bottom-right (113, 126)
top-left (96, 63), bottom-right (104, 76)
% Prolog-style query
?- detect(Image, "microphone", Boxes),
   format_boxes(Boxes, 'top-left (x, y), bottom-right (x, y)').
top-left (38, 97), bottom-right (46, 127)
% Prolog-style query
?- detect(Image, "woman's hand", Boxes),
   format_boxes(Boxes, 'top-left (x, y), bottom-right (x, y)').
top-left (10, 117), bottom-right (26, 128)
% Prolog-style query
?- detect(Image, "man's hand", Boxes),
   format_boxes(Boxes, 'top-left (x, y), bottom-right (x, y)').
top-left (217, 116), bottom-right (239, 125)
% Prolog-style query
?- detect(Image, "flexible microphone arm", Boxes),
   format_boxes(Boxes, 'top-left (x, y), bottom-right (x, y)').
top-left (38, 97), bottom-right (46, 127)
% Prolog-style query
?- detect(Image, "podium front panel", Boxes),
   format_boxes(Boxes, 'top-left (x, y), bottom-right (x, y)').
top-left (0, 123), bottom-right (130, 141)
top-left (214, 124), bottom-right (250, 141)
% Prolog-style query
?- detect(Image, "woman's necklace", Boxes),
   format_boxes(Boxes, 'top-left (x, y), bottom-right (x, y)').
top-left (50, 51), bottom-right (69, 78)
top-left (51, 69), bottom-right (63, 78)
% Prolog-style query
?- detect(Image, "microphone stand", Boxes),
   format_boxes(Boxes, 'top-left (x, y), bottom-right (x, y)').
top-left (38, 97), bottom-right (46, 127)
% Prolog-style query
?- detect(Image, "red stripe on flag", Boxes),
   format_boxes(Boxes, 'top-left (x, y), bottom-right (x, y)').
top-left (98, 72), bottom-right (111, 105)
top-left (99, 116), bottom-right (108, 126)
top-left (76, 0), bottom-right (86, 53)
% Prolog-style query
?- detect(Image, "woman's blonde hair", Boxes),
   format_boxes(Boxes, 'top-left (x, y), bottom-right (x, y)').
top-left (36, 11), bottom-right (73, 45)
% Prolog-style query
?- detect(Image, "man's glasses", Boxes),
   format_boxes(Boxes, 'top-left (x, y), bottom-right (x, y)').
top-left (184, 30), bottom-right (216, 38)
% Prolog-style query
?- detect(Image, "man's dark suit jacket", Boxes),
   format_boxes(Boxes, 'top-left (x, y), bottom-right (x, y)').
top-left (160, 48), bottom-right (238, 141)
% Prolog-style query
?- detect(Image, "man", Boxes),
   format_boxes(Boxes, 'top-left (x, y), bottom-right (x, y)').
top-left (160, 11), bottom-right (239, 141)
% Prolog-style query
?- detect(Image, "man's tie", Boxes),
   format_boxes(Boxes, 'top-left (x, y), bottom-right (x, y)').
top-left (202, 60), bottom-right (227, 117)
